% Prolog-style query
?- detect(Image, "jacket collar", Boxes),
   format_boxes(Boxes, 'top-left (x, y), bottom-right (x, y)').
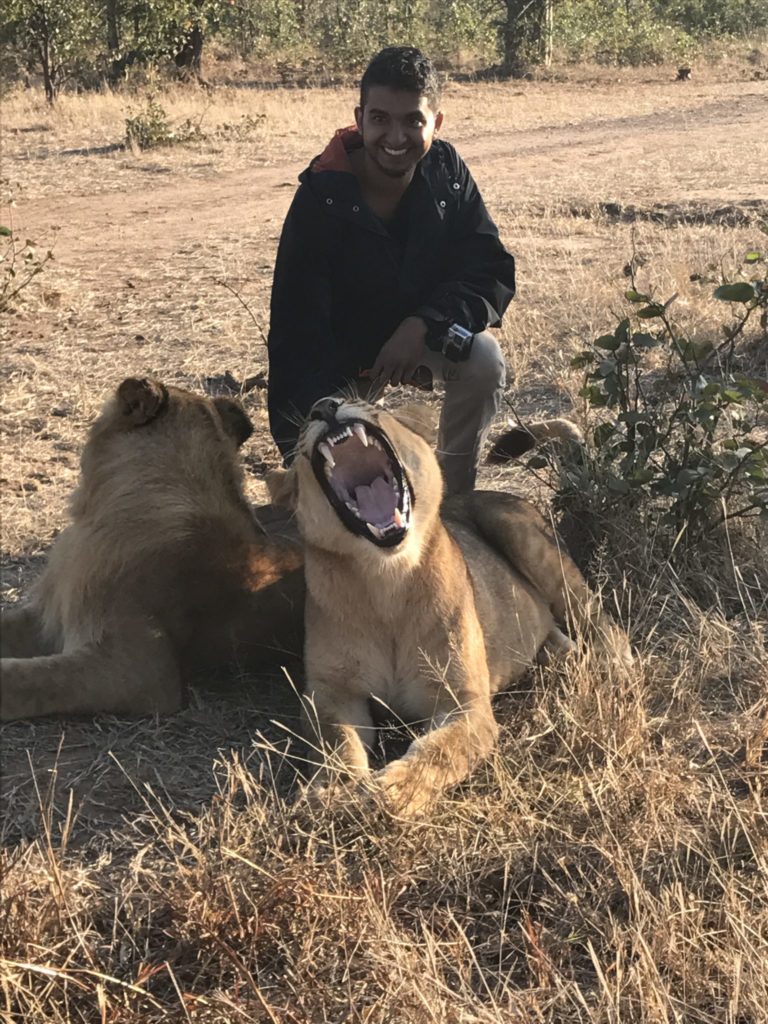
top-left (299, 131), bottom-right (457, 234)
top-left (309, 126), bottom-right (361, 175)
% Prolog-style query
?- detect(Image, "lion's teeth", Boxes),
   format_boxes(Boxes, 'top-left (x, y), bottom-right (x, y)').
top-left (367, 523), bottom-right (383, 539)
top-left (393, 508), bottom-right (404, 528)
top-left (319, 442), bottom-right (335, 468)
top-left (352, 423), bottom-right (369, 447)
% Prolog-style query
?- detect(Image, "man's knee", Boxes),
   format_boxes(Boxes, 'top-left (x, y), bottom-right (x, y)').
top-left (465, 331), bottom-right (506, 390)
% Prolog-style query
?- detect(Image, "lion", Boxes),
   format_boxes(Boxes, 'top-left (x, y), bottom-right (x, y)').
top-left (0, 378), bottom-right (304, 721)
top-left (267, 395), bottom-right (631, 817)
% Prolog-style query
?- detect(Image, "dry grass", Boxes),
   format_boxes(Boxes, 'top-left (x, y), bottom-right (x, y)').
top-left (1, 59), bottom-right (767, 1022)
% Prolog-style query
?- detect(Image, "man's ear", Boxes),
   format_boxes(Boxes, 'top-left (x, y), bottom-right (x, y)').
top-left (390, 403), bottom-right (438, 445)
top-left (267, 467), bottom-right (298, 511)
top-left (213, 397), bottom-right (254, 448)
top-left (434, 110), bottom-right (444, 133)
top-left (117, 378), bottom-right (168, 426)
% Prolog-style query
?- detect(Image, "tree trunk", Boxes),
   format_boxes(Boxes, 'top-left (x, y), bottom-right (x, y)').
top-left (174, 23), bottom-right (204, 80)
top-left (35, 11), bottom-right (56, 104)
top-left (106, 0), bottom-right (120, 51)
top-left (500, 0), bottom-right (544, 77)
top-left (542, 0), bottom-right (553, 66)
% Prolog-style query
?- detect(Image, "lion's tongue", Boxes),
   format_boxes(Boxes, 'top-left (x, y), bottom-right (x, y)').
top-left (355, 476), bottom-right (396, 527)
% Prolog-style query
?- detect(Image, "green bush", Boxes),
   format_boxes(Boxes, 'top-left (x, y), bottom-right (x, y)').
top-left (125, 96), bottom-right (205, 150)
top-left (546, 245), bottom-right (767, 558)
top-left (0, 227), bottom-right (54, 314)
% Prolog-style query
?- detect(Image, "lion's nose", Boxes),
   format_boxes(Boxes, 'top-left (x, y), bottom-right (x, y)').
top-left (309, 397), bottom-right (342, 424)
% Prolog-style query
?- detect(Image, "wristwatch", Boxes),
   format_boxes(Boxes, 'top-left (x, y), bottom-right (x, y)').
top-left (424, 319), bottom-right (475, 362)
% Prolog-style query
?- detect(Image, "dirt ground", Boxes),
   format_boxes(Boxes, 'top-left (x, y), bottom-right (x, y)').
top-left (2, 65), bottom-right (766, 843)
top-left (1, 66), bottom-right (767, 1022)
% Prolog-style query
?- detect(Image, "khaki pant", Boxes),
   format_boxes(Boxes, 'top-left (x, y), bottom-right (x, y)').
top-left (419, 330), bottom-right (506, 495)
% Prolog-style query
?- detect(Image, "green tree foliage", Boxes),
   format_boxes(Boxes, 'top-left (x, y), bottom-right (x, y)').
top-left (553, 0), bottom-right (768, 66)
top-left (3, 0), bottom-right (767, 93)
top-left (4, 0), bottom-right (101, 101)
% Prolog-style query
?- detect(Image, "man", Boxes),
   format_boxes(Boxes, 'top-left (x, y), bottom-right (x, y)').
top-left (267, 46), bottom-right (515, 493)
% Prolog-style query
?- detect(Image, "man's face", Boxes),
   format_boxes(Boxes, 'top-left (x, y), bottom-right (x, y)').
top-left (355, 85), bottom-right (443, 180)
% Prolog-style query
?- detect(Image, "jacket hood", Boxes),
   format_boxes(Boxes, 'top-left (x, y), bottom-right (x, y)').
top-left (301, 126), bottom-right (361, 180)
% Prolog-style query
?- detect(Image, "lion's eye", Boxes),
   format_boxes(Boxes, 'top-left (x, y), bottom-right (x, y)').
top-left (310, 398), bottom-right (341, 423)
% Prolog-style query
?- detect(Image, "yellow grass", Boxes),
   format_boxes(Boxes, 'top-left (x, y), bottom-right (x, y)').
top-left (1, 57), bottom-right (767, 1022)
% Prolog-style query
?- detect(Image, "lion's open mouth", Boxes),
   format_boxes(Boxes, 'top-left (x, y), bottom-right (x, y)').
top-left (310, 419), bottom-right (412, 548)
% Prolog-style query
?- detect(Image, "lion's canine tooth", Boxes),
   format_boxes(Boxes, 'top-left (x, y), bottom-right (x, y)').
top-left (393, 508), bottom-right (404, 528)
top-left (367, 523), bottom-right (383, 539)
top-left (352, 423), bottom-right (369, 447)
top-left (319, 442), bottom-right (335, 468)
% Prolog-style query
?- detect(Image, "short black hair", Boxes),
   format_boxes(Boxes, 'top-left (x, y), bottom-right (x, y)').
top-left (360, 46), bottom-right (441, 110)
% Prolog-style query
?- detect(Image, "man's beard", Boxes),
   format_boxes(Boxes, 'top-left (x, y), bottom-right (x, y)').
top-left (371, 153), bottom-right (413, 179)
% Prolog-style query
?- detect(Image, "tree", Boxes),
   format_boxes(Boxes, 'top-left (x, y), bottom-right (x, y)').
top-left (6, 0), bottom-right (100, 102)
top-left (107, 0), bottom-right (228, 82)
top-left (496, 0), bottom-right (553, 75)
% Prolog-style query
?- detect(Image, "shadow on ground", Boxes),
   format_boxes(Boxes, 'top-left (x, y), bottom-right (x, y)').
top-left (0, 670), bottom-right (305, 849)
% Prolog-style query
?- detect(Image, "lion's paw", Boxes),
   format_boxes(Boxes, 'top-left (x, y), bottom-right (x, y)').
top-left (297, 776), bottom-right (376, 821)
top-left (373, 762), bottom-right (436, 819)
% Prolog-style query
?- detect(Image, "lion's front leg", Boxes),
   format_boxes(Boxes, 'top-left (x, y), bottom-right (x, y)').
top-left (375, 699), bottom-right (499, 818)
top-left (301, 684), bottom-right (376, 795)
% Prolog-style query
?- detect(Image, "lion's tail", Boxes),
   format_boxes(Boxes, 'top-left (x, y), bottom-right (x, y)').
top-left (487, 418), bottom-right (584, 464)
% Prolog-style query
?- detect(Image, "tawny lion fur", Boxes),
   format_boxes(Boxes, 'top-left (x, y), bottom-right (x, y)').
top-left (268, 399), bottom-right (631, 817)
top-left (0, 378), bottom-right (304, 721)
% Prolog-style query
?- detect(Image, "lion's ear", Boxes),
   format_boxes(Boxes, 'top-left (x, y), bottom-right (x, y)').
top-left (390, 403), bottom-right (438, 445)
top-left (267, 468), bottom-right (298, 511)
top-left (117, 378), bottom-right (167, 426)
top-left (213, 397), bottom-right (253, 447)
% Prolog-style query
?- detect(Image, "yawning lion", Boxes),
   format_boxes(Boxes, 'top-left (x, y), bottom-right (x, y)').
top-left (268, 396), bottom-right (631, 816)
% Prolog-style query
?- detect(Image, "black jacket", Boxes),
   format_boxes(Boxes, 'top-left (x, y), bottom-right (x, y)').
top-left (267, 127), bottom-right (516, 459)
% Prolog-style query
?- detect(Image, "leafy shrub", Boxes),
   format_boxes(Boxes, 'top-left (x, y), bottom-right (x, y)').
top-left (125, 96), bottom-right (205, 150)
top-left (546, 246), bottom-right (767, 559)
top-left (213, 112), bottom-right (266, 141)
top-left (0, 227), bottom-right (54, 313)
top-left (554, 0), bottom-right (696, 65)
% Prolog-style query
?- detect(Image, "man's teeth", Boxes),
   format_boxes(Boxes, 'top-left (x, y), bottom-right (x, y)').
top-left (384, 147), bottom-right (407, 155)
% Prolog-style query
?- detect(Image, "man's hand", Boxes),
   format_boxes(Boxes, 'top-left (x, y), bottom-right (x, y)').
top-left (368, 317), bottom-right (428, 387)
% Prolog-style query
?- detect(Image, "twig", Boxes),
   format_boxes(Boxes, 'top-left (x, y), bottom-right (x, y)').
top-left (215, 277), bottom-right (268, 344)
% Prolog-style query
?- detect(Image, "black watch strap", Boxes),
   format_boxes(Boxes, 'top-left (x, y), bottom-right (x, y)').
top-left (423, 317), bottom-right (450, 351)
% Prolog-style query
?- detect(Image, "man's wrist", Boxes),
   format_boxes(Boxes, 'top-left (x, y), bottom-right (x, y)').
top-left (423, 319), bottom-right (475, 362)
top-left (423, 316), bottom-right (450, 351)
top-left (402, 316), bottom-right (428, 343)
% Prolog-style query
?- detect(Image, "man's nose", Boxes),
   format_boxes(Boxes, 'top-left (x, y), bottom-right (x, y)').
top-left (385, 123), bottom-right (407, 146)
top-left (309, 397), bottom-right (342, 424)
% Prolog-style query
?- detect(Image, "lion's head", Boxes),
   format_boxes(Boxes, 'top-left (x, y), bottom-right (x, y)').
top-left (268, 397), bottom-right (442, 559)
top-left (73, 378), bottom-right (254, 520)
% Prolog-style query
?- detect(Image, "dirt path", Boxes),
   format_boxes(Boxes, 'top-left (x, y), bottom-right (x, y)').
top-left (14, 86), bottom-right (767, 289)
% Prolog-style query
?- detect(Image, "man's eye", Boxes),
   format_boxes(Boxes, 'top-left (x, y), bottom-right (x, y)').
top-left (410, 118), bottom-right (425, 127)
